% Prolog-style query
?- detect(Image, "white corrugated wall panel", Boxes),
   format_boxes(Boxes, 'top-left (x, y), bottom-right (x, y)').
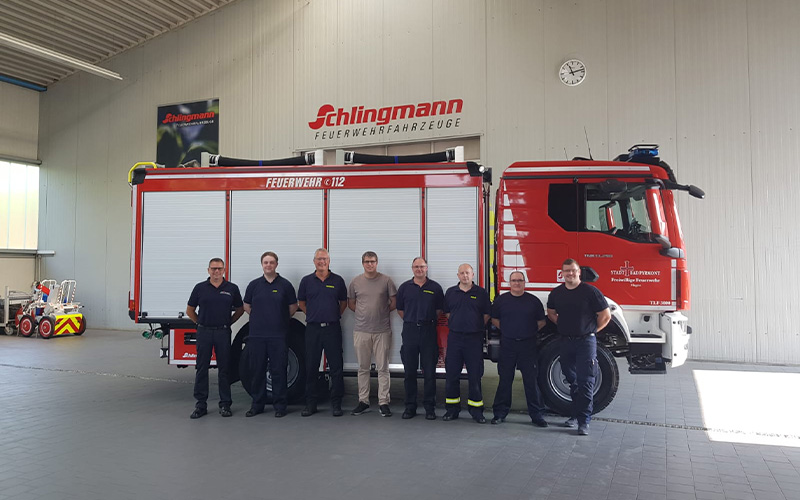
top-left (105, 51), bottom-right (148, 330)
top-left (293, 0), bottom-right (340, 148)
top-left (543, 0), bottom-right (610, 160)
top-left (747, 0), bottom-right (800, 365)
top-left (215, 1), bottom-right (255, 159)
top-left (606, 0), bottom-right (678, 162)
top-left (250, 0), bottom-right (298, 159)
top-left (675, 0), bottom-right (756, 363)
top-left (383, 0), bottom-right (433, 121)
top-left (432, 0), bottom-right (486, 141)
top-left (72, 73), bottom-right (112, 327)
top-left (486, 0), bottom-right (546, 168)
top-left (38, 79), bottom-right (79, 305)
top-left (337, 0), bottom-right (384, 120)
top-left (0, 82), bottom-right (39, 162)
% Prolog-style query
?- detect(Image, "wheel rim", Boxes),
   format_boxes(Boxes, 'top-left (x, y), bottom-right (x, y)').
top-left (546, 356), bottom-right (604, 402)
top-left (40, 319), bottom-right (52, 336)
top-left (20, 318), bottom-right (33, 336)
top-left (266, 349), bottom-right (300, 392)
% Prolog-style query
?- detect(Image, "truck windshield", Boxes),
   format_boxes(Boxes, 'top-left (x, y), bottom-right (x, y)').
top-left (585, 183), bottom-right (655, 242)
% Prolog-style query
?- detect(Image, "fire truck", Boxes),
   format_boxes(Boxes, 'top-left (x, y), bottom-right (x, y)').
top-left (127, 145), bottom-right (703, 415)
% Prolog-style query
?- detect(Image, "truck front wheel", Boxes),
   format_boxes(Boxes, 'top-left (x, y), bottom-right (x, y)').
top-left (538, 340), bottom-right (619, 416)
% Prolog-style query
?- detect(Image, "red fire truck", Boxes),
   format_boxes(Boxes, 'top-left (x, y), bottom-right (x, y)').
top-left (128, 145), bottom-right (703, 414)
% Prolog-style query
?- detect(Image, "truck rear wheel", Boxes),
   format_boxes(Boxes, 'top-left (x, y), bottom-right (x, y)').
top-left (538, 340), bottom-right (619, 416)
top-left (238, 319), bottom-right (307, 404)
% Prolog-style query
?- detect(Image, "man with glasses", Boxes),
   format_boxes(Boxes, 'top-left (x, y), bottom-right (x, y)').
top-left (490, 271), bottom-right (548, 427)
top-left (298, 248), bottom-right (348, 417)
top-left (546, 258), bottom-right (611, 436)
top-left (443, 263), bottom-right (491, 423)
top-left (348, 251), bottom-right (397, 417)
top-left (186, 258), bottom-right (244, 419)
top-left (242, 251), bottom-right (298, 418)
top-left (396, 256), bottom-right (444, 420)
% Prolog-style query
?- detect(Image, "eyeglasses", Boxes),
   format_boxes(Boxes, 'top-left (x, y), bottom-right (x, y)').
top-left (362, 260), bottom-right (377, 264)
top-left (509, 279), bottom-right (525, 283)
top-left (209, 267), bottom-right (224, 271)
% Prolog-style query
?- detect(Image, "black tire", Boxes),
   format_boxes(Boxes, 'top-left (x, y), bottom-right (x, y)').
top-left (538, 340), bottom-right (619, 416)
top-left (237, 319), bottom-right (307, 404)
top-left (74, 316), bottom-right (87, 335)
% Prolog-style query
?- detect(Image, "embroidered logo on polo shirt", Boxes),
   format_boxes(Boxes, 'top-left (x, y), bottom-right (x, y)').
top-left (272, 290), bottom-right (278, 293)
top-left (423, 290), bottom-right (435, 295)
top-left (325, 285), bottom-right (335, 289)
top-left (220, 291), bottom-right (232, 296)
top-left (470, 295), bottom-right (476, 299)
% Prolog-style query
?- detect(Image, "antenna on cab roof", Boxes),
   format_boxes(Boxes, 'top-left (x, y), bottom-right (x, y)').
top-left (584, 126), bottom-right (593, 160)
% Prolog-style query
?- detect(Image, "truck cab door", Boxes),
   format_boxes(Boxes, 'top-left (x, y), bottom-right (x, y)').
top-left (577, 181), bottom-right (675, 310)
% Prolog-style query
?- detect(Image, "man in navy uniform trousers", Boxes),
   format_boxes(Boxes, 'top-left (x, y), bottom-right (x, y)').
top-left (490, 271), bottom-right (548, 427)
top-left (297, 248), bottom-right (348, 417)
top-left (186, 257), bottom-right (244, 419)
top-left (396, 256), bottom-right (444, 420)
top-left (546, 258), bottom-right (611, 436)
top-left (443, 263), bottom-right (491, 423)
top-left (243, 251), bottom-right (298, 418)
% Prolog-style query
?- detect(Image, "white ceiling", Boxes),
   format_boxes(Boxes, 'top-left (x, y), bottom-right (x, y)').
top-left (0, 0), bottom-right (238, 88)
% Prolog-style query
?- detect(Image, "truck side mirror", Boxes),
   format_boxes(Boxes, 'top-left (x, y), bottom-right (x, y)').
top-left (688, 185), bottom-right (705, 199)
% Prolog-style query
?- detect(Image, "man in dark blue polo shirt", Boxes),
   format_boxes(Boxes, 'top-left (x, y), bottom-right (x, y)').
top-left (243, 251), bottom-right (298, 418)
top-left (490, 271), bottom-right (548, 427)
top-left (186, 258), bottom-right (244, 419)
top-left (443, 263), bottom-right (491, 423)
top-left (297, 248), bottom-right (348, 417)
top-left (547, 258), bottom-right (611, 436)
top-left (396, 256), bottom-right (444, 420)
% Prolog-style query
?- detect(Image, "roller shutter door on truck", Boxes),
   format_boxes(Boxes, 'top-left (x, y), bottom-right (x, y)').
top-left (139, 191), bottom-right (226, 318)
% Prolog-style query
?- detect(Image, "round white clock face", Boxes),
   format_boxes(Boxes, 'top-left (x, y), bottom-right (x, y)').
top-left (559, 59), bottom-right (586, 86)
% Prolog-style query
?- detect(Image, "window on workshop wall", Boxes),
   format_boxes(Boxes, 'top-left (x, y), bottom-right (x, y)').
top-left (0, 160), bottom-right (38, 250)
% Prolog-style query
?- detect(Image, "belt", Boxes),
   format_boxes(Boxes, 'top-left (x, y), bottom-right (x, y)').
top-left (563, 333), bottom-right (596, 340)
top-left (197, 324), bottom-right (229, 330)
top-left (406, 320), bottom-right (436, 326)
top-left (308, 321), bottom-right (339, 328)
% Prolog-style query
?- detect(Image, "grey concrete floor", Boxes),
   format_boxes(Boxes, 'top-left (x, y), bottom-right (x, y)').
top-left (0, 329), bottom-right (799, 500)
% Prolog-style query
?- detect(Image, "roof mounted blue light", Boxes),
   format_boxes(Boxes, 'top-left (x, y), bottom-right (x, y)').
top-left (628, 144), bottom-right (659, 158)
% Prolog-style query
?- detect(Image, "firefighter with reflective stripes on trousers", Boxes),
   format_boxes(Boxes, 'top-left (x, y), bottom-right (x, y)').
top-left (396, 256), bottom-right (445, 420)
top-left (443, 263), bottom-right (491, 423)
top-left (186, 258), bottom-right (244, 419)
top-left (490, 270), bottom-right (549, 427)
top-left (546, 258), bottom-right (611, 436)
top-left (242, 251), bottom-right (298, 419)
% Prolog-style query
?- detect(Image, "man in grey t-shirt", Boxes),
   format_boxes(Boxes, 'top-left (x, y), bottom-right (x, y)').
top-left (348, 251), bottom-right (397, 417)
